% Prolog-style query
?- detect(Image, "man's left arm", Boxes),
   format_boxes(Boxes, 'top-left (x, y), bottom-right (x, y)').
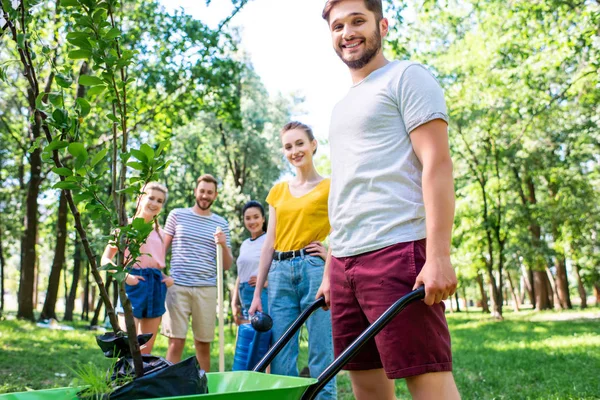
top-left (411, 118), bottom-right (458, 306)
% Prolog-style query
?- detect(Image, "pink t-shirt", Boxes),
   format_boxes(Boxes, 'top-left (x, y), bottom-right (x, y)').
top-left (126, 228), bottom-right (166, 269)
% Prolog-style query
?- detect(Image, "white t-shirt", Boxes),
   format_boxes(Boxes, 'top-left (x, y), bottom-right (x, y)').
top-left (328, 61), bottom-right (449, 257)
top-left (236, 234), bottom-right (266, 283)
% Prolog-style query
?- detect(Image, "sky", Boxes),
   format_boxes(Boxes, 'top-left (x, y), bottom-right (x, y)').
top-left (161, 0), bottom-right (352, 143)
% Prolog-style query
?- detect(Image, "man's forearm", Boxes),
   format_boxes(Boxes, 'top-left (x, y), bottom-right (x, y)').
top-left (222, 245), bottom-right (233, 271)
top-left (422, 157), bottom-right (455, 257)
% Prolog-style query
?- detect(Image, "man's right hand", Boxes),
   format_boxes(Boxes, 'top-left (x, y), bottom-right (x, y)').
top-left (315, 276), bottom-right (331, 311)
top-left (248, 296), bottom-right (263, 316)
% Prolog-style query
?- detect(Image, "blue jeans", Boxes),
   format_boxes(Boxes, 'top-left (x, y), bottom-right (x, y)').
top-left (239, 282), bottom-right (268, 320)
top-left (268, 254), bottom-right (337, 400)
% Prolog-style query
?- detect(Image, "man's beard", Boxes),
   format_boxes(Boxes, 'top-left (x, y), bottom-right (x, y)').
top-left (336, 25), bottom-right (382, 70)
top-left (196, 199), bottom-right (213, 211)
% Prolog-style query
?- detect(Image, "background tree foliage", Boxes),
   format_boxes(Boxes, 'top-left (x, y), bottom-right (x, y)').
top-left (0, 0), bottom-right (598, 328)
top-left (386, 0), bottom-right (600, 317)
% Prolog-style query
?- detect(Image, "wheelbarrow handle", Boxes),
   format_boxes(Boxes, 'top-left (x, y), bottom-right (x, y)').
top-left (301, 286), bottom-right (426, 400)
top-left (252, 296), bottom-right (327, 372)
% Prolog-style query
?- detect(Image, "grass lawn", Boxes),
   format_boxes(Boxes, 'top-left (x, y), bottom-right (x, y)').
top-left (1, 307), bottom-right (599, 399)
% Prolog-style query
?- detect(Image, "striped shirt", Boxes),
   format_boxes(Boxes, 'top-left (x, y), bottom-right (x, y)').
top-left (164, 208), bottom-right (231, 287)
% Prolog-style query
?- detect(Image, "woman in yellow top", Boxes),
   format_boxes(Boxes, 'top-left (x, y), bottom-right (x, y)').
top-left (249, 121), bottom-right (336, 400)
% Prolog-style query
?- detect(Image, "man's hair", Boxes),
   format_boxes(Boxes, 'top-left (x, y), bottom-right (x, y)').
top-left (322, 0), bottom-right (384, 23)
top-left (280, 121), bottom-right (317, 155)
top-left (196, 174), bottom-right (218, 190)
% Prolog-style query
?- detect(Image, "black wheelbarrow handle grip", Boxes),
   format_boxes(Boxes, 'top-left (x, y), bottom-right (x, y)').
top-left (300, 286), bottom-right (425, 400)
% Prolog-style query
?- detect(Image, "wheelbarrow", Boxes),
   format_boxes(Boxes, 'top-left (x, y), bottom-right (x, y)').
top-left (0, 287), bottom-right (425, 400)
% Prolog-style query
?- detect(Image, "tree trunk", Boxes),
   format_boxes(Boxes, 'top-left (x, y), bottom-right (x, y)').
top-left (485, 268), bottom-right (503, 319)
top-left (594, 282), bottom-right (600, 306)
top-left (534, 269), bottom-right (552, 310)
top-left (525, 265), bottom-right (536, 307)
top-left (505, 269), bottom-right (520, 312)
top-left (476, 273), bottom-right (490, 313)
top-left (554, 255), bottom-right (572, 309)
top-left (462, 286), bottom-right (469, 313)
top-left (572, 263), bottom-right (587, 309)
top-left (545, 266), bottom-right (559, 309)
top-left (64, 234), bottom-right (82, 321)
top-left (17, 108), bottom-right (43, 321)
top-left (40, 191), bottom-right (68, 320)
top-left (455, 291), bottom-right (461, 312)
top-left (91, 275), bottom-right (113, 327)
top-left (81, 260), bottom-right (90, 321)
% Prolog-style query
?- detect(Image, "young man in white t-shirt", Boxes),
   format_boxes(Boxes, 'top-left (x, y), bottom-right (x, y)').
top-left (317, 1), bottom-right (461, 399)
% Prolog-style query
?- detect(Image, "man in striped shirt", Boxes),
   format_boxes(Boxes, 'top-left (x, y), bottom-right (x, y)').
top-left (161, 174), bottom-right (233, 370)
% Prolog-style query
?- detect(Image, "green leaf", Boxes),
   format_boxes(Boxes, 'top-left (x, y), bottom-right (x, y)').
top-left (35, 92), bottom-right (48, 110)
top-left (115, 186), bottom-right (139, 195)
top-left (119, 152), bottom-right (131, 163)
top-left (106, 113), bottom-right (120, 123)
top-left (16, 33), bottom-right (25, 49)
top-left (87, 85), bottom-right (107, 96)
top-left (46, 139), bottom-right (69, 151)
top-left (92, 8), bottom-right (107, 24)
top-left (132, 217), bottom-right (149, 231)
top-left (90, 147), bottom-right (108, 167)
top-left (52, 109), bottom-right (68, 126)
top-left (49, 92), bottom-right (63, 108)
top-left (66, 36), bottom-right (91, 50)
top-left (104, 27), bottom-right (121, 40)
top-left (140, 144), bottom-right (154, 162)
top-left (126, 161), bottom-right (145, 171)
top-left (155, 140), bottom-right (170, 156)
top-left (28, 137), bottom-right (44, 154)
top-left (130, 149), bottom-right (147, 163)
top-left (113, 271), bottom-right (127, 283)
top-left (68, 49), bottom-right (92, 60)
top-left (74, 158), bottom-right (86, 171)
top-left (78, 75), bottom-right (104, 86)
top-left (155, 159), bottom-right (172, 172)
top-left (67, 142), bottom-right (86, 158)
top-left (52, 167), bottom-right (73, 177)
top-left (53, 181), bottom-right (80, 190)
top-left (61, 0), bottom-right (79, 6)
top-left (55, 74), bottom-right (73, 88)
top-left (76, 98), bottom-right (91, 117)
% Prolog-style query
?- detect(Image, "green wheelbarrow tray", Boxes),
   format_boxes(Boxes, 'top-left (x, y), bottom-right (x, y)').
top-left (1, 287), bottom-right (425, 400)
top-left (0, 372), bottom-right (317, 400)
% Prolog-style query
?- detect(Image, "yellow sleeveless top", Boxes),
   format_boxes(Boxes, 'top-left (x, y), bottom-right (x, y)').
top-left (266, 179), bottom-right (331, 252)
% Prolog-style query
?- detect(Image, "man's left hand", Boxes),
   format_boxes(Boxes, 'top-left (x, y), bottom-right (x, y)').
top-left (413, 255), bottom-right (457, 306)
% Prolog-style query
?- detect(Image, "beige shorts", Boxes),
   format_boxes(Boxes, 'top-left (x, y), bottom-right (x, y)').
top-left (161, 284), bottom-right (217, 343)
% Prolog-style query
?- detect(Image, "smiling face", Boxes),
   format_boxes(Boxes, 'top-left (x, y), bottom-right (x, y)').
top-left (328, 0), bottom-right (388, 70)
top-left (243, 207), bottom-right (265, 236)
top-left (139, 189), bottom-right (166, 220)
top-left (281, 128), bottom-right (317, 169)
top-left (195, 180), bottom-right (217, 211)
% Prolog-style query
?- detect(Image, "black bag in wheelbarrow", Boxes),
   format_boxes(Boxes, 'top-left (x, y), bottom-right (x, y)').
top-left (94, 332), bottom-right (208, 399)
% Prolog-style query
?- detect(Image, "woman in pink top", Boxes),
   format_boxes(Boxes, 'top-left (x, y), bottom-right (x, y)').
top-left (101, 182), bottom-right (173, 354)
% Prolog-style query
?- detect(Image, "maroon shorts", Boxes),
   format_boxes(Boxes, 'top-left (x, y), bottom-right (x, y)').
top-left (330, 239), bottom-right (452, 379)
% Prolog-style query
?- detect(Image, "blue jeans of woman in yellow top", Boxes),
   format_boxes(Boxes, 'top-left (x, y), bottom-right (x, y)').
top-left (267, 254), bottom-right (337, 400)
